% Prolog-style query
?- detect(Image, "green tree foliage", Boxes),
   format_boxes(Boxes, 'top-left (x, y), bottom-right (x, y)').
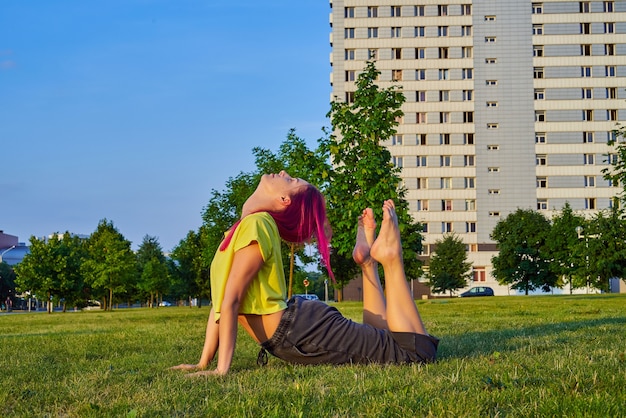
top-left (136, 235), bottom-right (169, 307)
top-left (544, 202), bottom-right (586, 293)
top-left (491, 209), bottom-right (558, 295)
top-left (324, 60), bottom-right (423, 293)
top-left (15, 233), bottom-right (85, 313)
top-left (0, 261), bottom-right (16, 308)
top-left (81, 219), bottom-right (136, 310)
top-left (169, 228), bottom-right (210, 307)
top-left (602, 122), bottom-right (626, 205)
top-left (427, 234), bottom-right (472, 296)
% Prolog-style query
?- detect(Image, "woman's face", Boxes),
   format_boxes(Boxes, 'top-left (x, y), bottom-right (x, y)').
top-left (261, 171), bottom-right (309, 199)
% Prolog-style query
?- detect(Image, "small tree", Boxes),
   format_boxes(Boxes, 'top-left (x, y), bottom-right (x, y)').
top-left (427, 234), bottom-right (472, 296)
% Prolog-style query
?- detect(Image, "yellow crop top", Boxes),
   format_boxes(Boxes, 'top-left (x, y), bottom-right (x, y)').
top-left (210, 212), bottom-right (288, 321)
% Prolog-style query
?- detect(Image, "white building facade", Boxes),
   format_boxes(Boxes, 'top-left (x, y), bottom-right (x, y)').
top-left (329, 0), bottom-right (626, 295)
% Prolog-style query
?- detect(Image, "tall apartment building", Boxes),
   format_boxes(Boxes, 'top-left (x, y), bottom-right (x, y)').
top-left (329, 0), bottom-right (626, 294)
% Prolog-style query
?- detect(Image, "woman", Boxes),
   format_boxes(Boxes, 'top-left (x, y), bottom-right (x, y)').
top-left (171, 171), bottom-right (438, 376)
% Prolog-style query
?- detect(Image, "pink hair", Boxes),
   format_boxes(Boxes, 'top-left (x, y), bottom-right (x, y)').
top-left (219, 184), bottom-right (334, 281)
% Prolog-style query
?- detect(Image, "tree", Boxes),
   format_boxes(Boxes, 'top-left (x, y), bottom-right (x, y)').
top-left (491, 209), bottom-right (558, 295)
top-left (0, 262), bottom-right (16, 310)
top-left (324, 60), bottom-right (423, 296)
top-left (136, 235), bottom-right (169, 307)
top-left (82, 219), bottom-right (136, 310)
top-left (169, 228), bottom-right (210, 307)
top-left (544, 202), bottom-right (586, 293)
top-left (427, 234), bottom-right (472, 296)
top-left (602, 122), bottom-right (626, 206)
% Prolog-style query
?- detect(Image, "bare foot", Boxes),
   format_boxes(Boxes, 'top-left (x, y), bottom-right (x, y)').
top-left (370, 200), bottom-right (403, 265)
top-left (352, 208), bottom-right (377, 266)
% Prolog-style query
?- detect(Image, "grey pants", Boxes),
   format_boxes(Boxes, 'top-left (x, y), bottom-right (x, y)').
top-left (260, 296), bottom-right (439, 366)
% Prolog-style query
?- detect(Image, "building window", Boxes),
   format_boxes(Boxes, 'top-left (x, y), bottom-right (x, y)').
top-left (439, 69), bottom-right (449, 80)
top-left (462, 4), bottom-right (472, 15)
top-left (537, 177), bottom-right (547, 188)
top-left (418, 134), bottom-right (427, 145)
top-left (416, 112), bottom-right (427, 123)
top-left (441, 178), bottom-right (452, 189)
top-left (463, 90), bottom-right (473, 101)
top-left (438, 26), bottom-right (448, 37)
top-left (535, 111), bottom-right (546, 122)
top-left (605, 23), bottom-right (615, 33)
top-left (464, 133), bottom-right (474, 145)
top-left (464, 155), bottom-right (475, 166)
top-left (393, 156), bottom-right (404, 168)
top-left (463, 111), bottom-right (474, 123)
top-left (462, 68), bottom-right (473, 79)
top-left (486, 80), bottom-right (498, 86)
top-left (537, 199), bottom-right (548, 210)
top-left (345, 49), bottom-right (355, 61)
top-left (485, 58), bottom-right (497, 64)
top-left (415, 5), bottom-right (425, 16)
top-left (440, 156), bottom-right (451, 167)
top-left (345, 71), bottom-right (356, 82)
top-left (416, 47), bottom-right (425, 59)
top-left (439, 47), bottom-right (449, 59)
top-left (466, 222), bottom-right (477, 233)
top-left (485, 15), bottom-right (496, 21)
top-left (392, 70), bottom-right (403, 81)
top-left (485, 36), bottom-right (496, 43)
top-left (442, 200), bottom-right (453, 211)
top-left (488, 167), bottom-right (500, 173)
top-left (368, 6), bottom-right (378, 17)
top-left (536, 132), bottom-right (546, 143)
top-left (489, 211), bottom-right (501, 217)
top-left (417, 178), bottom-right (428, 189)
top-left (417, 91), bottom-right (426, 102)
top-left (465, 177), bottom-right (476, 188)
top-left (487, 101), bottom-right (498, 108)
top-left (416, 69), bottom-right (426, 80)
top-left (537, 154), bottom-right (547, 165)
top-left (368, 49), bottom-right (378, 60)
top-left (581, 44), bottom-right (592, 56)
top-left (440, 112), bottom-right (450, 124)
top-left (465, 200), bottom-right (476, 211)
top-left (438, 5), bottom-right (448, 16)
top-left (534, 45), bottom-right (544, 57)
top-left (534, 67), bottom-right (544, 79)
top-left (583, 131), bottom-right (594, 143)
top-left (608, 109), bottom-right (618, 121)
top-left (368, 27), bottom-right (378, 38)
top-left (391, 27), bottom-right (402, 38)
top-left (461, 26), bottom-right (472, 36)
top-left (345, 92), bottom-right (355, 103)
top-left (580, 2), bottom-right (590, 13)
top-left (439, 90), bottom-right (449, 102)
top-left (487, 144), bottom-right (500, 150)
top-left (581, 23), bottom-right (591, 34)
top-left (583, 110), bottom-right (594, 121)
top-left (532, 3), bottom-right (543, 14)
top-left (391, 6), bottom-right (402, 17)
top-left (535, 89), bottom-right (545, 100)
top-left (440, 133), bottom-right (451, 145)
top-left (533, 24), bottom-right (544, 35)
top-left (606, 66), bottom-right (616, 77)
top-left (417, 199), bottom-right (429, 211)
top-left (392, 134), bottom-right (403, 145)
top-left (604, 1), bottom-right (614, 12)
top-left (345, 7), bottom-right (355, 18)
top-left (607, 88), bottom-right (617, 99)
top-left (488, 189), bottom-right (500, 195)
top-left (417, 156), bottom-right (427, 166)
top-left (392, 48), bottom-right (402, 59)
top-left (487, 123), bottom-right (499, 129)
top-left (345, 28), bottom-right (355, 39)
top-left (442, 222), bottom-right (453, 233)
top-left (462, 47), bottom-right (473, 58)
top-left (584, 154), bottom-right (595, 165)
top-left (585, 198), bottom-right (597, 210)
top-left (415, 26), bottom-right (425, 37)
top-left (582, 66), bottom-right (592, 77)
top-left (582, 88), bottom-right (592, 99)
top-left (585, 176), bottom-right (596, 187)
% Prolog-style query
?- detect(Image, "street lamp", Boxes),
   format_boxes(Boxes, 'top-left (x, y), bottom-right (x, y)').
top-left (0, 245), bottom-right (16, 263)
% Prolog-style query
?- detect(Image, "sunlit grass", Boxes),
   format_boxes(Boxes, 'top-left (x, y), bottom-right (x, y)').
top-left (1, 295), bottom-right (624, 417)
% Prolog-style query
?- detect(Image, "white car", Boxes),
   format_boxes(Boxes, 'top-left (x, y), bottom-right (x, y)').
top-left (159, 301), bottom-right (173, 307)
top-left (294, 294), bottom-right (319, 301)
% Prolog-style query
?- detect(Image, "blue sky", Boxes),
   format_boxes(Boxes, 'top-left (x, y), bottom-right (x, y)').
top-left (0, 1), bottom-right (332, 252)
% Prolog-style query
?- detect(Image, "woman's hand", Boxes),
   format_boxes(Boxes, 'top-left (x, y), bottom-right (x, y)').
top-left (169, 364), bottom-right (201, 371)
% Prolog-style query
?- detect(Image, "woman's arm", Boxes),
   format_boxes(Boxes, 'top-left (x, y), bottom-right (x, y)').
top-left (188, 242), bottom-right (264, 376)
top-left (169, 307), bottom-right (219, 371)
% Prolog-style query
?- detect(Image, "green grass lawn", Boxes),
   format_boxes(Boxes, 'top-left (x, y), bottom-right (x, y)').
top-left (1, 295), bottom-right (625, 417)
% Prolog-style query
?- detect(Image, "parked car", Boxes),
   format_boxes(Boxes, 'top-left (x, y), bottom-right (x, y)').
top-left (294, 294), bottom-right (319, 301)
top-left (460, 287), bottom-right (494, 297)
top-left (82, 300), bottom-right (102, 310)
top-left (159, 301), bottom-right (173, 307)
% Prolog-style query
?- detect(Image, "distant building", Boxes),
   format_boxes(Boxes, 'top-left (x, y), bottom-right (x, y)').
top-left (0, 230), bottom-right (29, 266)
